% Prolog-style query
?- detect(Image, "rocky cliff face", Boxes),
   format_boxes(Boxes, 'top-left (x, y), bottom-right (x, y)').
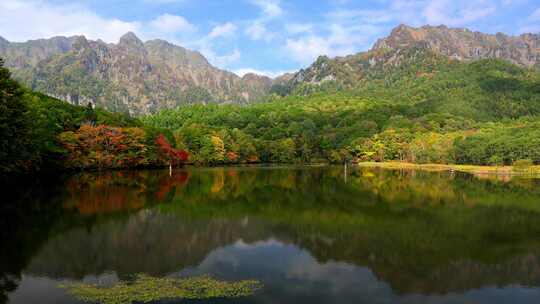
top-left (0, 32), bottom-right (272, 115)
top-left (373, 24), bottom-right (540, 68)
top-left (285, 24), bottom-right (540, 92)
top-left (0, 36), bottom-right (75, 68)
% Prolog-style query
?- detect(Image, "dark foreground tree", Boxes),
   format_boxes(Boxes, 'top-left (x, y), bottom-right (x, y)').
top-left (0, 58), bottom-right (33, 173)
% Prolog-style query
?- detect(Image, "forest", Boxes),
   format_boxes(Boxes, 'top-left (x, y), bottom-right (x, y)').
top-left (0, 58), bottom-right (182, 174)
top-left (144, 56), bottom-right (540, 166)
top-left (2, 52), bottom-right (540, 174)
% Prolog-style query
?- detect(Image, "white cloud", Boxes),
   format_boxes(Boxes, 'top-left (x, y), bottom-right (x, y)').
top-left (422, 0), bottom-right (496, 26)
top-left (233, 68), bottom-right (293, 78)
top-left (245, 22), bottom-right (275, 41)
top-left (518, 8), bottom-right (540, 33)
top-left (142, 0), bottom-right (185, 3)
top-left (325, 1), bottom-right (425, 29)
top-left (519, 24), bottom-right (540, 33)
top-left (0, 0), bottom-right (199, 44)
top-left (149, 14), bottom-right (196, 33)
top-left (208, 22), bottom-right (237, 39)
top-left (500, 0), bottom-right (529, 6)
top-left (328, 24), bottom-right (376, 46)
top-left (193, 22), bottom-right (240, 68)
top-left (529, 8), bottom-right (540, 21)
top-left (286, 35), bottom-right (353, 64)
top-left (327, 0), bottom-right (496, 28)
top-left (244, 0), bottom-right (282, 42)
top-left (326, 9), bottom-right (394, 24)
top-left (302, 4), bottom-right (410, 65)
top-left (0, 0), bottom-right (139, 42)
top-left (285, 23), bottom-right (314, 35)
top-left (250, 0), bottom-right (283, 19)
top-left (329, 0), bottom-right (351, 4)
top-left (284, 21), bottom-right (381, 64)
top-left (200, 47), bottom-right (241, 67)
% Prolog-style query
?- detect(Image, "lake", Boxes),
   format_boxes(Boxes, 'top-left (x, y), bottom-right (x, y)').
top-left (3, 166), bottom-right (540, 304)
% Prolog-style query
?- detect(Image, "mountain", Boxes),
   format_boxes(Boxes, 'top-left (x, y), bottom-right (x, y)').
top-left (280, 24), bottom-right (540, 94)
top-left (373, 25), bottom-right (540, 67)
top-left (3, 25), bottom-right (539, 115)
top-left (0, 33), bottom-right (272, 115)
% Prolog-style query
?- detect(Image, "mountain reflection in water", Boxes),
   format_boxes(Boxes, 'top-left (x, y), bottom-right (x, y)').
top-left (3, 166), bottom-right (540, 304)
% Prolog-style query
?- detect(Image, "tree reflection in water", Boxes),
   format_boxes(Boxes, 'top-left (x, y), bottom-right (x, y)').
top-left (4, 166), bottom-right (540, 303)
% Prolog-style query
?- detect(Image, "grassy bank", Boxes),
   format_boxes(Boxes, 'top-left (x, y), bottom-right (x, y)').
top-left (356, 162), bottom-right (540, 176)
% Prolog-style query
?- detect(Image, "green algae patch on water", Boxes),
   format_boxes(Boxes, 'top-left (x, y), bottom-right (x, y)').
top-left (59, 274), bottom-right (262, 304)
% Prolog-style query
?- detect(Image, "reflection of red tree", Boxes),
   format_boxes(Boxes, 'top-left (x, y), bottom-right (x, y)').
top-left (177, 171), bottom-right (190, 184)
top-left (227, 170), bottom-right (238, 178)
top-left (155, 171), bottom-right (191, 201)
top-left (247, 155), bottom-right (259, 163)
top-left (156, 134), bottom-right (189, 165)
top-left (64, 174), bottom-right (146, 215)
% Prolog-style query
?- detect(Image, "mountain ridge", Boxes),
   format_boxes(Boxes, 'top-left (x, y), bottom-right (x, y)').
top-left (278, 24), bottom-right (540, 94)
top-left (0, 32), bottom-right (273, 115)
top-left (2, 24), bottom-right (540, 115)
top-left (373, 24), bottom-right (540, 67)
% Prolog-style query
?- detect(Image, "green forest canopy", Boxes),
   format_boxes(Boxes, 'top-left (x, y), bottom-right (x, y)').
top-left (144, 58), bottom-right (540, 166)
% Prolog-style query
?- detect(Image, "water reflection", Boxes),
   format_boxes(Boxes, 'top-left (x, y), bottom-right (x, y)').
top-left (3, 166), bottom-right (540, 303)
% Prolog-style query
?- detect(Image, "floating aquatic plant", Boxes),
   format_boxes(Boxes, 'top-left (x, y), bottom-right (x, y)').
top-left (59, 274), bottom-right (262, 304)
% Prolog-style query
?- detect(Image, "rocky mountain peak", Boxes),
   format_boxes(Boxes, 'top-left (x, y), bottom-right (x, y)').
top-left (241, 73), bottom-right (273, 91)
top-left (0, 32), bottom-right (274, 115)
top-left (72, 35), bottom-right (90, 50)
top-left (279, 24), bottom-right (540, 95)
top-left (118, 32), bottom-right (144, 49)
top-left (272, 73), bottom-right (294, 85)
top-left (144, 39), bottom-right (210, 68)
top-left (372, 24), bottom-right (540, 67)
top-left (241, 73), bottom-right (271, 81)
top-left (391, 23), bottom-right (414, 34)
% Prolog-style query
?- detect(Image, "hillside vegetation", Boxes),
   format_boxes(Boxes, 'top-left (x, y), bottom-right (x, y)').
top-left (145, 54), bottom-right (540, 166)
top-left (0, 58), bottom-right (182, 174)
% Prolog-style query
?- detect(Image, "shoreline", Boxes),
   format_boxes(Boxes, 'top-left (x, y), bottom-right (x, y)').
top-left (355, 162), bottom-right (540, 176)
top-left (5, 162), bottom-right (540, 180)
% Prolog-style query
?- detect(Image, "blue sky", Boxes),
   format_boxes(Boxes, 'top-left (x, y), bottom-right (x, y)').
top-left (1, 0), bottom-right (539, 77)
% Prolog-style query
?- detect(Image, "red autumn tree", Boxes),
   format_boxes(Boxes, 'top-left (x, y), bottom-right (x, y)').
top-left (155, 134), bottom-right (189, 166)
top-left (226, 151), bottom-right (238, 163)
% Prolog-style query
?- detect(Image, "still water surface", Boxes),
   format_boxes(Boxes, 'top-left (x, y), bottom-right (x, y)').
top-left (3, 166), bottom-right (540, 304)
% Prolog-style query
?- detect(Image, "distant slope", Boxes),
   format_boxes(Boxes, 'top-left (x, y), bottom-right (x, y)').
top-left (279, 50), bottom-right (540, 121)
top-left (279, 24), bottom-right (540, 95)
top-left (0, 33), bottom-right (273, 115)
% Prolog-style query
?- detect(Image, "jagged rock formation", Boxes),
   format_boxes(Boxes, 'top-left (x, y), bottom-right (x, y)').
top-left (0, 32), bottom-right (273, 115)
top-left (284, 24), bottom-right (540, 92)
top-left (373, 24), bottom-right (540, 67)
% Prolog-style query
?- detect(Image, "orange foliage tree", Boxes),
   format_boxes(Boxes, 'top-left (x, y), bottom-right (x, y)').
top-left (58, 124), bottom-right (150, 169)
